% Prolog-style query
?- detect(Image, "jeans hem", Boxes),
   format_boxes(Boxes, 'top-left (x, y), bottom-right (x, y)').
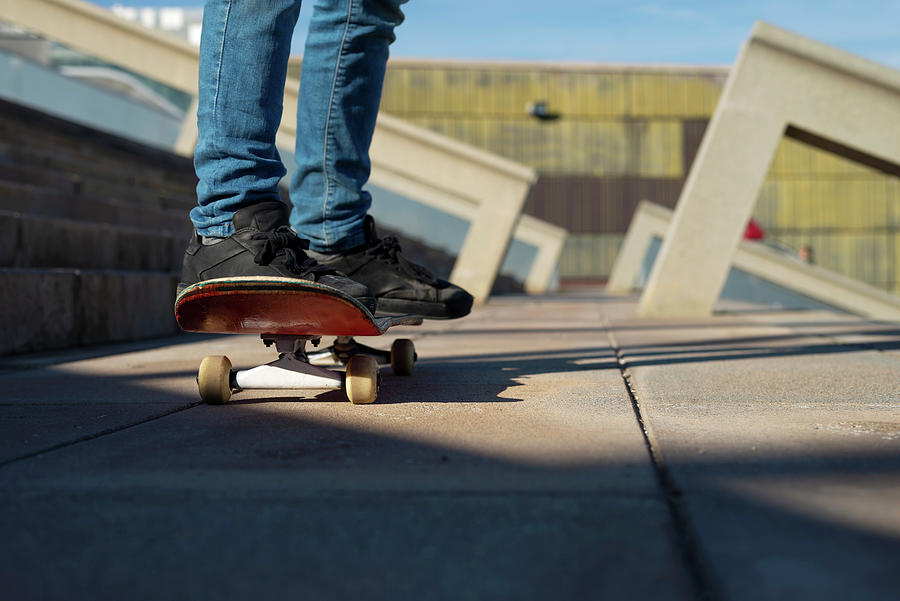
top-left (306, 228), bottom-right (366, 254)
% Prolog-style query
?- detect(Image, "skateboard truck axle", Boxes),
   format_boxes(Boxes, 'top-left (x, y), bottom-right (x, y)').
top-left (308, 336), bottom-right (417, 369)
top-left (234, 352), bottom-right (344, 392)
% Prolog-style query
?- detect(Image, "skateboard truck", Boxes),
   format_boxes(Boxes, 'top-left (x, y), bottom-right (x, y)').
top-left (237, 336), bottom-right (344, 392)
top-left (196, 334), bottom-right (416, 406)
top-left (308, 336), bottom-right (417, 374)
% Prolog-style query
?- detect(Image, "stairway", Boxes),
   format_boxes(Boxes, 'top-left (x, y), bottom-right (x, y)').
top-left (0, 98), bottom-right (196, 355)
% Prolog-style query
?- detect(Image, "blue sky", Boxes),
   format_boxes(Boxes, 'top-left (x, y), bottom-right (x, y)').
top-left (96, 1), bottom-right (900, 67)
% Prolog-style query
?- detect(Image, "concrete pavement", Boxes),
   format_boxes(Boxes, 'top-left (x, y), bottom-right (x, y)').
top-left (1, 293), bottom-right (898, 600)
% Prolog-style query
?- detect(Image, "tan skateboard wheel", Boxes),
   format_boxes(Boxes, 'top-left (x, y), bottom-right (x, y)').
top-left (197, 355), bottom-right (233, 404)
top-left (345, 355), bottom-right (379, 404)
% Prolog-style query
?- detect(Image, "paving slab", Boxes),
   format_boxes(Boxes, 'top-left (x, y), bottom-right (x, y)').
top-left (0, 297), bottom-right (691, 601)
top-left (5, 293), bottom-right (896, 600)
top-left (607, 301), bottom-right (900, 601)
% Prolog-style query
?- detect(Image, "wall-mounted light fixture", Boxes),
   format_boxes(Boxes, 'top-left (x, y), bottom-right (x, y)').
top-left (526, 101), bottom-right (560, 121)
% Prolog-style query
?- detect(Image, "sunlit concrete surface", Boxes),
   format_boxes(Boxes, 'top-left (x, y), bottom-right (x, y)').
top-left (0, 293), bottom-right (897, 599)
top-left (607, 305), bottom-right (900, 600)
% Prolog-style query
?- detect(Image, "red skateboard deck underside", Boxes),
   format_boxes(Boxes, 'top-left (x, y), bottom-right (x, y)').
top-left (175, 277), bottom-right (419, 336)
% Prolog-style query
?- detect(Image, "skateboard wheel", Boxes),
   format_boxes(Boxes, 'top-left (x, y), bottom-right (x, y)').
top-left (345, 355), bottom-right (379, 404)
top-left (197, 355), bottom-right (233, 404)
top-left (390, 338), bottom-right (415, 376)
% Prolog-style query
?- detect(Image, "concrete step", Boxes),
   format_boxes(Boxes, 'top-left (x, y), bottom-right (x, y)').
top-left (0, 98), bottom-right (197, 220)
top-left (0, 268), bottom-right (180, 356)
top-left (0, 100), bottom-right (193, 356)
top-left (0, 142), bottom-right (197, 211)
top-left (0, 211), bottom-right (185, 272)
top-left (0, 97), bottom-right (196, 188)
top-left (0, 180), bottom-right (192, 234)
top-left (0, 123), bottom-right (196, 179)
top-left (0, 153), bottom-right (196, 213)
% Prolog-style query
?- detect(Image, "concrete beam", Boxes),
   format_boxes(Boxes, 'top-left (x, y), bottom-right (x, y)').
top-left (173, 95), bottom-right (199, 157)
top-left (612, 201), bottom-right (900, 321)
top-left (606, 201), bottom-right (669, 293)
top-left (277, 112), bottom-right (540, 302)
top-left (2, 0), bottom-right (198, 93)
top-left (371, 115), bottom-right (536, 301)
top-left (513, 215), bottom-right (567, 295)
top-left (638, 21), bottom-right (900, 317)
top-left (358, 156), bottom-right (563, 296)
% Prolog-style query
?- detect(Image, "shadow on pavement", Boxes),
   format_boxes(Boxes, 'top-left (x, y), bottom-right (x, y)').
top-left (0, 316), bottom-right (897, 600)
top-left (0, 370), bottom-right (897, 601)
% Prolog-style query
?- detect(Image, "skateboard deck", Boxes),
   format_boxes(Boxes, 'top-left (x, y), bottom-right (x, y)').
top-left (174, 276), bottom-right (422, 405)
top-left (175, 276), bottom-right (422, 336)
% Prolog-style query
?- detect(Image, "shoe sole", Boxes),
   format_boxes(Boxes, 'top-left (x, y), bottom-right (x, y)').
top-left (376, 297), bottom-right (472, 320)
top-left (176, 280), bottom-right (376, 314)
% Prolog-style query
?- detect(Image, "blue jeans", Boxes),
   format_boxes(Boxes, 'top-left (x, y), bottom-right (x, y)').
top-left (191, 0), bottom-right (405, 252)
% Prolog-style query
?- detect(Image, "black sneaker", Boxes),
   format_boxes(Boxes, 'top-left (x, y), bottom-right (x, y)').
top-left (177, 201), bottom-right (375, 312)
top-left (308, 216), bottom-right (473, 319)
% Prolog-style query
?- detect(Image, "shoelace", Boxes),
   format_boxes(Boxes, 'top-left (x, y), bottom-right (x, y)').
top-left (251, 227), bottom-right (334, 278)
top-left (365, 235), bottom-right (438, 284)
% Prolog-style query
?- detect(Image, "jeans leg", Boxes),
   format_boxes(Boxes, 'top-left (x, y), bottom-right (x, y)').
top-left (290, 0), bottom-right (406, 252)
top-left (191, 0), bottom-right (303, 237)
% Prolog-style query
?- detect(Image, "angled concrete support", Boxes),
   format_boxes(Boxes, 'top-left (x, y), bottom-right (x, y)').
top-left (614, 201), bottom-right (900, 320)
top-left (606, 201), bottom-right (669, 293)
top-left (173, 95), bottom-right (199, 157)
top-left (277, 110), bottom-right (538, 303)
top-left (639, 21), bottom-right (900, 317)
top-left (7, 0), bottom-right (558, 302)
top-left (350, 146), bottom-right (562, 296)
top-left (356, 114), bottom-right (537, 302)
top-left (514, 215), bottom-right (567, 294)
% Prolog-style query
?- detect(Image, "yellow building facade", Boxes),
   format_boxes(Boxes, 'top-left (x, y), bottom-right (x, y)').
top-left (289, 58), bottom-right (900, 294)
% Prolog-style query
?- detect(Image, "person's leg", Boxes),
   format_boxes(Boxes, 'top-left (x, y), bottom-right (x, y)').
top-left (191, 0), bottom-right (302, 237)
top-left (290, 0), bottom-right (406, 252)
top-left (180, 0), bottom-right (372, 308)
top-left (291, 0), bottom-right (472, 318)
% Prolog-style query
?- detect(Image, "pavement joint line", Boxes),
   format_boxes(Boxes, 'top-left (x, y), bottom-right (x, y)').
top-left (606, 324), bottom-right (723, 601)
top-left (0, 401), bottom-right (203, 469)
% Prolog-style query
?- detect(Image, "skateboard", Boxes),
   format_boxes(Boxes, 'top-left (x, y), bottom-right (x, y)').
top-left (174, 276), bottom-right (422, 405)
